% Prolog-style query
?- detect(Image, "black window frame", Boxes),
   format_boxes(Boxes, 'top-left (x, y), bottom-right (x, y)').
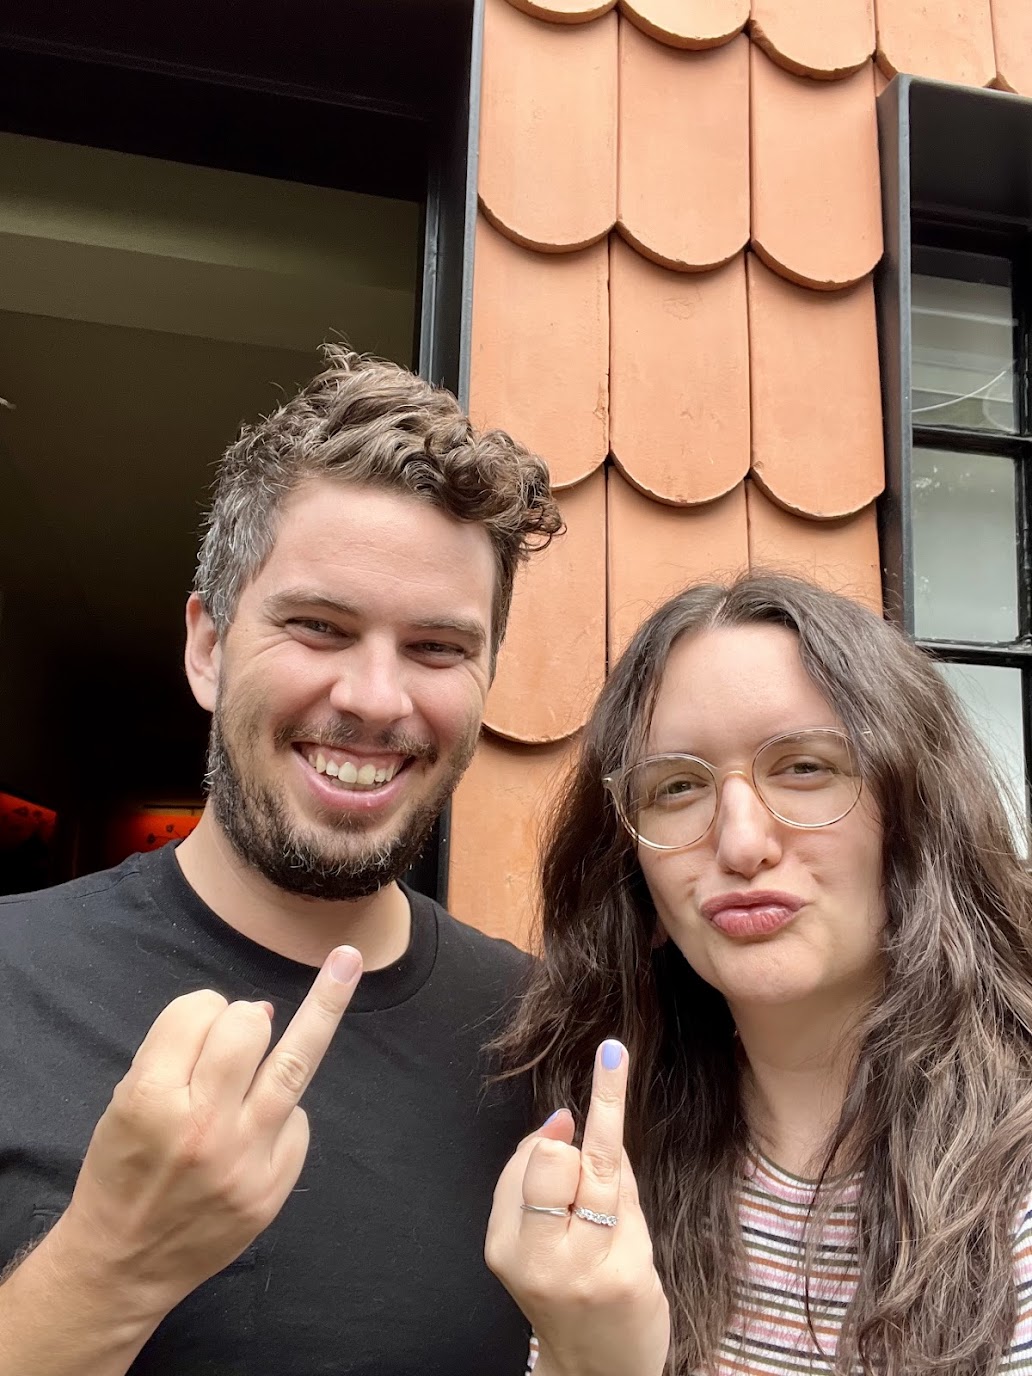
top-left (877, 76), bottom-right (1032, 821)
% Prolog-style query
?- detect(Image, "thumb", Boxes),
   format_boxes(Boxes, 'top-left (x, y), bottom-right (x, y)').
top-left (535, 1107), bottom-right (576, 1145)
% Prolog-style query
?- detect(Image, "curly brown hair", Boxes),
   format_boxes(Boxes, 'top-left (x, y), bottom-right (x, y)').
top-left (194, 345), bottom-right (562, 660)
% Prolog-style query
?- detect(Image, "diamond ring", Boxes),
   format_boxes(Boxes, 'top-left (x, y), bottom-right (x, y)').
top-left (572, 1206), bottom-right (618, 1228)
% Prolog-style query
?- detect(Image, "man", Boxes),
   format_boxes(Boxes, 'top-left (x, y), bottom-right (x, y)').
top-left (0, 348), bottom-right (562, 1375)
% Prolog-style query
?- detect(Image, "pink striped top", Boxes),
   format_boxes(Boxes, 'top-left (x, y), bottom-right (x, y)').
top-left (526, 1150), bottom-right (1032, 1374)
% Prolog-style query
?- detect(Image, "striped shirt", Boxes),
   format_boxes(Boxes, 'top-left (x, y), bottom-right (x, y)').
top-left (527, 1150), bottom-right (1032, 1374)
top-left (718, 1149), bottom-right (1032, 1374)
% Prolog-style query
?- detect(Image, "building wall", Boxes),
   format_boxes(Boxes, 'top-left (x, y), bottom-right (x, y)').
top-left (449, 0), bottom-right (1032, 946)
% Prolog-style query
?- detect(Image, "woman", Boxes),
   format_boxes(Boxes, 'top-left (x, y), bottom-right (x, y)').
top-left (485, 573), bottom-right (1032, 1376)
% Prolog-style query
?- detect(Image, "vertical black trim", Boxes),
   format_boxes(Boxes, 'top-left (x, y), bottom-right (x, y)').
top-left (875, 75), bottom-right (915, 634)
top-left (411, 0), bottom-right (481, 907)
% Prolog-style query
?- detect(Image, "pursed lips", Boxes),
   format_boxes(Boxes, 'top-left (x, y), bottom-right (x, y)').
top-left (700, 889), bottom-right (804, 939)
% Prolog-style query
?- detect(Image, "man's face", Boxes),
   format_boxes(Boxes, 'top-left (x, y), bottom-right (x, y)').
top-left (188, 479), bottom-right (496, 899)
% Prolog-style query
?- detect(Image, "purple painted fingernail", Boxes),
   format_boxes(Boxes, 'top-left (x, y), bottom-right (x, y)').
top-left (601, 1039), bottom-right (624, 1070)
top-left (543, 1109), bottom-right (564, 1126)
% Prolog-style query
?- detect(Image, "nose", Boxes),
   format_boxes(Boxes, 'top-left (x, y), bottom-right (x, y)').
top-left (711, 772), bottom-right (783, 879)
top-left (326, 639), bottom-right (413, 730)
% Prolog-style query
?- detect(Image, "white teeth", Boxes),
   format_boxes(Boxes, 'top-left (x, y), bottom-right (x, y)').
top-left (307, 750), bottom-right (404, 788)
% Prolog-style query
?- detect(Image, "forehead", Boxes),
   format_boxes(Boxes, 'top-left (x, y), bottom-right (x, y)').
top-left (647, 623), bottom-right (842, 755)
top-left (241, 478), bottom-right (496, 626)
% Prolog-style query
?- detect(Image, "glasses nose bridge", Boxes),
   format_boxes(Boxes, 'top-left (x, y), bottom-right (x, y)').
top-left (712, 762), bottom-right (770, 823)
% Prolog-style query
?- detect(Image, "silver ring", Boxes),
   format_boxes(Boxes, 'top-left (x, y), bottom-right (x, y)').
top-left (520, 1203), bottom-right (570, 1217)
top-left (572, 1206), bottom-right (618, 1228)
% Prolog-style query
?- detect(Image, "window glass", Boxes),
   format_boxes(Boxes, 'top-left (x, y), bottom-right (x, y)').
top-left (911, 272), bottom-right (1016, 433)
top-left (912, 446), bottom-right (1018, 643)
top-left (937, 661), bottom-right (1028, 850)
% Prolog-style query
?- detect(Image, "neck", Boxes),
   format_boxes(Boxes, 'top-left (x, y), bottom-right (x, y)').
top-left (174, 807), bottom-right (412, 970)
top-left (731, 987), bottom-right (874, 1178)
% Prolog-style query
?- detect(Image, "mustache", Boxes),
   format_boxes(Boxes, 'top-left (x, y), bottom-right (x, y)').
top-left (273, 720), bottom-right (437, 764)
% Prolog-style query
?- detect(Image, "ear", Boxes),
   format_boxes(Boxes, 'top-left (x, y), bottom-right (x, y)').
top-left (184, 593), bottom-right (221, 712)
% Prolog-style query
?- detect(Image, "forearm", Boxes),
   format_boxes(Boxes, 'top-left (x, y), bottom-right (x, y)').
top-left (0, 1217), bottom-right (165, 1376)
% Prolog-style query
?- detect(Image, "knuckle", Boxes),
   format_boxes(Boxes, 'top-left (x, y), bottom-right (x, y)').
top-left (581, 1145), bottom-right (620, 1184)
top-left (529, 1138), bottom-right (575, 1171)
top-left (267, 1047), bottom-right (313, 1099)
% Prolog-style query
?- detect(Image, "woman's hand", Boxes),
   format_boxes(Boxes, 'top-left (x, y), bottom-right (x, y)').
top-left (485, 1041), bottom-right (670, 1376)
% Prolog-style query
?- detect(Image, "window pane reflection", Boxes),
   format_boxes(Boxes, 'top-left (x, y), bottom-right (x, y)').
top-left (912, 447), bottom-right (1018, 643)
top-left (938, 661), bottom-right (1028, 852)
top-left (911, 272), bottom-right (1016, 433)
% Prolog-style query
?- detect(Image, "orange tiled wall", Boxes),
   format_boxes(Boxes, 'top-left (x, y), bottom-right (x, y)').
top-left (451, 0), bottom-right (1032, 947)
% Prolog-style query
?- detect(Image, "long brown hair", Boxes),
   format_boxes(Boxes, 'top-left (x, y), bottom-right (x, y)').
top-left (493, 573), bottom-right (1032, 1374)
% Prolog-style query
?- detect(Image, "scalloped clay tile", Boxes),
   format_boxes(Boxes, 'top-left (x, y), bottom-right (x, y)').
top-left (610, 239), bottom-right (749, 505)
top-left (618, 26), bottom-right (748, 270)
top-left (470, 217), bottom-right (607, 489)
top-left (875, 0), bottom-right (994, 86)
top-left (506, 0), bottom-right (616, 21)
top-left (608, 469), bottom-right (750, 657)
top-left (748, 256), bottom-right (884, 517)
top-left (751, 47), bottom-right (882, 289)
top-left (746, 481), bottom-right (882, 610)
top-left (485, 469), bottom-right (606, 744)
top-left (479, 0), bottom-right (617, 251)
top-left (619, 0), bottom-right (749, 48)
top-left (992, 0), bottom-right (1032, 96)
top-left (450, 734), bottom-right (575, 948)
top-left (751, 0), bottom-right (875, 79)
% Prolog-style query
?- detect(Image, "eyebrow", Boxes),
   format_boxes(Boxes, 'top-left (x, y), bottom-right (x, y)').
top-left (264, 589), bottom-right (488, 653)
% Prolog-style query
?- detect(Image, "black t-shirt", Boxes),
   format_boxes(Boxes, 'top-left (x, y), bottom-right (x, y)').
top-left (0, 844), bottom-right (534, 1374)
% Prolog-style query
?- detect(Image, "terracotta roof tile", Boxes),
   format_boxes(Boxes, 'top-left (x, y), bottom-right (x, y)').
top-left (751, 0), bottom-right (875, 78)
top-left (619, 0), bottom-right (749, 48)
top-left (485, 469), bottom-right (606, 744)
top-left (748, 256), bottom-right (884, 517)
top-left (505, 0), bottom-right (616, 21)
top-left (479, 0), bottom-right (617, 251)
top-left (608, 469), bottom-right (750, 656)
top-left (751, 49), bottom-right (882, 289)
top-left (618, 26), bottom-right (749, 270)
top-left (470, 217), bottom-right (607, 488)
top-left (610, 240), bottom-right (749, 504)
top-left (875, 0), bottom-right (995, 86)
top-left (449, 734), bottom-right (574, 948)
top-left (746, 481), bottom-right (883, 610)
top-left (992, 0), bottom-right (1032, 96)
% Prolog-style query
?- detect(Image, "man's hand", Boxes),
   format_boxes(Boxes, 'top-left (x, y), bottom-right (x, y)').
top-left (485, 1040), bottom-right (670, 1376)
top-left (0, 944), bottom-right (362, 1376)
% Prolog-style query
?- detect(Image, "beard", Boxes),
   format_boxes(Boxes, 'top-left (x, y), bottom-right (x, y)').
top-left (204, 689), bottom-right (478, 901)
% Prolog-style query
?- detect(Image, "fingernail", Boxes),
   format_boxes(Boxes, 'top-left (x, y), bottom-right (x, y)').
top-left (543, 1109), bottom-right (565, 1126)
top-left (601, 1039), bottom-right (624, 1071)
top-left (329, 946), bottom-right (361, 984)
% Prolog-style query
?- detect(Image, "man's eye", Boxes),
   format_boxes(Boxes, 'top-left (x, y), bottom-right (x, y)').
top-left (414, 642), bottom-right (464, 658)
top-left (289, 619), bottom-right (337, 635)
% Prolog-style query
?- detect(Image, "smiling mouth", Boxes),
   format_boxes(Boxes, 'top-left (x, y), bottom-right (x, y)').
top-left (295, 744), bottom-right (411, 792)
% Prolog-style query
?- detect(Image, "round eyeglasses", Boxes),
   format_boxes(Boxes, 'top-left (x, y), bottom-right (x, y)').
top-left (603, 729), bottom-right (864, 852)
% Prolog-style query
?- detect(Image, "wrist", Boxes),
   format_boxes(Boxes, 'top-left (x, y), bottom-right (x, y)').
top-left (34, 1209), bottom-right (173, 1333)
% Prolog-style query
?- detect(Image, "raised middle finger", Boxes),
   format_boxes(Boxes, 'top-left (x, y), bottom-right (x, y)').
top-left (245, 945), bottom-right (362, 1131)
top-left (570, 1039), bottom-right (628, 1231)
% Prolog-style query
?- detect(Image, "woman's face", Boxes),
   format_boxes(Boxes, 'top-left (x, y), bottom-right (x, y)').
top-left (634, 624), bottom-right (886, 1017)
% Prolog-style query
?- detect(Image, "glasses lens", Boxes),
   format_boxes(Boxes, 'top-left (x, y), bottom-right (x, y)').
top-left (754, 730), bottom-right (861, 828)
top-left (618, 756), bottom-right (716, 849)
